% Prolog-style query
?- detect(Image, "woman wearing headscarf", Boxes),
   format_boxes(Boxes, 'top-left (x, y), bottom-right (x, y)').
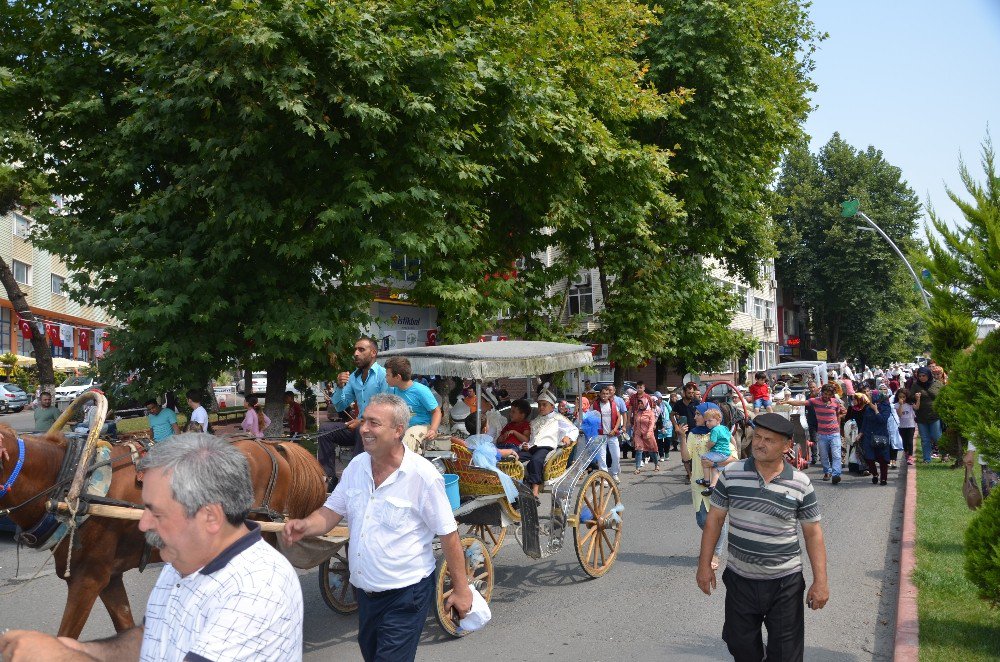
top-left (861, 392), bottom-right (893, 485)
top-left (631, 395), bottom-right (660, 474)
top-left (913, 366), bottom-right (943, 463)
top-left (688, 402), bottom-right (732, 569)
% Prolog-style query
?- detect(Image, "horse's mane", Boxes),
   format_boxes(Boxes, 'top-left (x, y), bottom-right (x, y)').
top-left (0, 423), bottom-right (70, 448)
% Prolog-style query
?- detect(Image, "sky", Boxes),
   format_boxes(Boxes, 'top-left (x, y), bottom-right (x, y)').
top-left (803, 0), bottom-right (1000, 230)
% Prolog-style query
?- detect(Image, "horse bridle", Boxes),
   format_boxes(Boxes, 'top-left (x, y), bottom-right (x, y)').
top-left (0, 437), bottom-right (27, 499)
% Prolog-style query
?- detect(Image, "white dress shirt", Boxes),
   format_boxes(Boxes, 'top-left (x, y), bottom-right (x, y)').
top-left (529, 412), bottom-right (561, 449)
top-left (324, 447), bottom-right (457, 592)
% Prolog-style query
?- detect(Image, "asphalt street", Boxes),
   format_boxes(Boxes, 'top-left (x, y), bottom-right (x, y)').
top-left (0, 453), bottom-right (902, 661)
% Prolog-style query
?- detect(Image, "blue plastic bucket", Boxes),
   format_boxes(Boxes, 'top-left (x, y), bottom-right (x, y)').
top-left (443, 474), bottom-right (460, 510)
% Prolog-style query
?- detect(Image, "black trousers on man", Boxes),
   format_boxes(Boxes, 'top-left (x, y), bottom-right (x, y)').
top-left (316, 423), bottom-right (361, 487)
top-left (722, 568), bottom-right (805, 662)
top-left (517, 446), bottom-right (552, 486)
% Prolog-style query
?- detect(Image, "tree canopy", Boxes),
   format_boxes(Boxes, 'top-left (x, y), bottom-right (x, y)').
top-left (774, 134), bottom-right (925, 365)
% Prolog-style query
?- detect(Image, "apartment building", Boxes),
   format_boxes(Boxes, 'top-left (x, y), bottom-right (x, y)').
top-left (706, 258), bottom-right (780, 374)
top-left (0, 209), bottom-right (114, 362)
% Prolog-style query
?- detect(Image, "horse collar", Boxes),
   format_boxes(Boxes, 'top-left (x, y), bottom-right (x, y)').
top-left (0, 437), bottom-right (26, 498)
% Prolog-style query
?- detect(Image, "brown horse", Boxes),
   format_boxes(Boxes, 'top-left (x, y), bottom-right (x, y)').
top-left (0, 424), bottom-right (326, 638)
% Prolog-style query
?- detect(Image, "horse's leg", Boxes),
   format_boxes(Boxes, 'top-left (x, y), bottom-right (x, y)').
top-left (57, 571), bottom-right (109, 638)
top-left (98, 574), bottom-right (136, 633)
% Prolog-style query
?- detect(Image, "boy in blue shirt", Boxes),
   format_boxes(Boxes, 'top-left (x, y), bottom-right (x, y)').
top-left (385, 356), bottom-right (442, 451)
top-left (697, 407), bottom-right (733, 496)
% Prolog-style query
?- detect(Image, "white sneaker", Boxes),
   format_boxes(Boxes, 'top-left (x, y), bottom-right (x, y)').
top-left (613, 474), bottom-right (621, 484)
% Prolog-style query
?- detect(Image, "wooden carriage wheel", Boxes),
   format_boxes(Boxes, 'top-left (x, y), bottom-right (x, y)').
top-left (435, 535), bottom-right (494, 637)
top-left (318, 543), bottom-right (358, 614)
top-left (573, 470), bottom-right (622, 578)
top-left (465, 523), bottom-right (506, 557)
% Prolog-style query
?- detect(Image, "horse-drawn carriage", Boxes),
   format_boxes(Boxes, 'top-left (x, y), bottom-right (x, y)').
top-left (0, 341), bottom-right (621, 640)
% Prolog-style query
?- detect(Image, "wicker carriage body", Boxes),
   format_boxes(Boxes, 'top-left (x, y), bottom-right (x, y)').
top-left (444, 443), bottom-right (525, 497)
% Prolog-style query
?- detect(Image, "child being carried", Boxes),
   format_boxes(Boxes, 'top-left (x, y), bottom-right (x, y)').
top-left (697, 408), bottom-right (734, 496)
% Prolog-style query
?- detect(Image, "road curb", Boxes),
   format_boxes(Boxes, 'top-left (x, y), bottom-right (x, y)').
top-left (894, 461), bottom-right (919, 661)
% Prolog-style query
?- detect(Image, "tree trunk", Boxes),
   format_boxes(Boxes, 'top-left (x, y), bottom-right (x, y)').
top-left (243, 368), bottom-right (253, 398)
top-left (0, 260), bottom-right (56, 396)
top-left (655, 359), bottom-right (669, 392)
top-left (262, 359), bottom-right (289, 436)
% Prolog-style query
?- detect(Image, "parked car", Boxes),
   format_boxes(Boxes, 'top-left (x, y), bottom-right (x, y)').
top-left (0, 382), bottom-right (31, 413)
top-left (54, 375), bottom-right (97, 408)
top-left (236, 372), bottom-right (268, 395)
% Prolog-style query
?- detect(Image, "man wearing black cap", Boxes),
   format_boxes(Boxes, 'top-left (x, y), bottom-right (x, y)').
top-left (696, 413), bottom-right (829, 662)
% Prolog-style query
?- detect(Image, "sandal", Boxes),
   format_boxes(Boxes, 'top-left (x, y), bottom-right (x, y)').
top-left (633, 469), bottom-right (641, 475)
top-left (653, 466), bottom-right (661, 472)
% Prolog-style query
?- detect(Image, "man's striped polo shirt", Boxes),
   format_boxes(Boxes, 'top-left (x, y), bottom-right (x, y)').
top-left (710, 457), bottom-right (821, 580)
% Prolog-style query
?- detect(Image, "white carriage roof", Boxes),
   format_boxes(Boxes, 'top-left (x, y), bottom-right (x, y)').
top-left (377, 341), bottom-right (594, 380)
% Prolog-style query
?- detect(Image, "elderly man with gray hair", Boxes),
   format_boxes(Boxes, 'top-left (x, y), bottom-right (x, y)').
top-left (284, 392), bottom-right (472, 662)
top-left (0, 434), bottom-right (304, 662)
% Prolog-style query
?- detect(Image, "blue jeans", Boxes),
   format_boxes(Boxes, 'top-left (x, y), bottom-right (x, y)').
top-left (918, 420), bottom-right (942, 462)
top-left (816, 432), bottom-right (842, 477)
top-left (697, 502), bottom-right (726, 557)
top-left (357, 572), bottom-right (434, 662)
top-left (635, 451), bottom-right (659, 470)
top-left (596, 435), bottom-right (621, 477)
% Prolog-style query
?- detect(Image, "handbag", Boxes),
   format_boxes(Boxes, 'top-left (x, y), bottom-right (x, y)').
top-left (963, 465), bottom-right (983, 510)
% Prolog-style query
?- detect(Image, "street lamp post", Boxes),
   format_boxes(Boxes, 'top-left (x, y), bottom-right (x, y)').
top-left (840, 199), bottom-right (931, 310)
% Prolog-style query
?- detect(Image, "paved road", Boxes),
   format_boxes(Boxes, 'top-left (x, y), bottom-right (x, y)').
top-left (0, 455), bottom-right (903, 661)
top-left (0, 408), bottom-right (41, 433)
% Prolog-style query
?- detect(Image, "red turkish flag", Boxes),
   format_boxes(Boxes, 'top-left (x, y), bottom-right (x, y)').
top-left (425, 329), bottom-right (438, 347)
top-left (45, 322), bottom-right (62, 347)
top-left (16, 315), bottom-right (33, 340)
top-left (78, 329), bottom-right (90, 350)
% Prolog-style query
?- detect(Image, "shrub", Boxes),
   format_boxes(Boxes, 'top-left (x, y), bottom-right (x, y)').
top-left (937, 330), bottom-right (1000, 468)
top-left (965, 488), bottom-right (1000, 607)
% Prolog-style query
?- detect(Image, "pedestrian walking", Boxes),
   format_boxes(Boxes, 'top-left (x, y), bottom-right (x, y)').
top-left (284, 391), bottom-right (306, 439)
top-left (631, 394), bottom-right (659, 474)
top-left (861, 392), bottom-right (892, 485)
top-left (283, 394), bottom-right (472, 662)
top-left (895, 388), bottom-right (917, 465)
top-left (688, 402), bottom-right (730, 570)
top-left (32, 391), bottom-right (60, 432)
top-left (594, 385), bottom-right (623, 483)
top-left (241, 395), bottom-right (271, 439)
top-left (913, 366), bottom-right (943, 462)
top-left (696, 413), bottom-right (829, 662)
top-left (185, 389), bottom-right (209, 434)
top-left (781, 384), bottom-right (846, 484)
top-left (672, 382), bottom-right (702, 484)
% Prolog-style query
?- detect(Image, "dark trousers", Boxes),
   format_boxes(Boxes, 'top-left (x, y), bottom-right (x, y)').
top-left (900, 427), bottom-right (915, 457)
top-left (356, 573), bottom-right (434, 662)
top-left (722, 568), bottom-right (805, 662)
top-left (317, 423), bottom-right (359, 479)
top-left (518, 446), bottom-right (552, 486)
top-left (656, 437), bottom-right (670, 459)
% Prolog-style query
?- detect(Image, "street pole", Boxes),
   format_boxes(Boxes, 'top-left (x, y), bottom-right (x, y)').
top-left (841, 199), bottom-right (931, 309)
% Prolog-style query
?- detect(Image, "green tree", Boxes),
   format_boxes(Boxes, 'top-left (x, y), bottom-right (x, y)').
top-left (774, 134), bottom-right (925, 364)
top-left (925, 139), bottom-right (1000, 465)
top-left (637, 0), bottom-right (823, 282)
top-left (1, 0), bottom-right (679, 426)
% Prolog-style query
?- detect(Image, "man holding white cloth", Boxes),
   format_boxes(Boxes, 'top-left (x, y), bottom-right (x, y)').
top-left (283, 393), bottom-right (472, 662)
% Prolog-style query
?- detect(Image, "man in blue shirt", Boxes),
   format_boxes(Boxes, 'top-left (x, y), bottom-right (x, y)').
top-left (145, 399), bottom-right (180, 442)
top-left (318, 338), bottom-right (388, 488)
top-left (385, 356), bottom-right (442, 451)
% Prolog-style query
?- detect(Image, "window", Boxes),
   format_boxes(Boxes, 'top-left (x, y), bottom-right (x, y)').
top-left (734, 285), bottom-right (749, 314)
top-left (753, 297), bottom-right (766, 320)
top-left (18, 332), bottom-right (31, 356)
top-left (767, 343), bottom-right (777, 368)
top-left (0, 308), bottom-right (9, 354)
top-left (764, 301), bottom-right (774, 325)
top-left (784, 309), bottom-right (795, 335)
top-left (13, 213), bottom-right (31, 239)
top-left (12, 260), bottom-right (31, 286)
top-left (756, 342), bottom-right (767, 371)
top-left (389, 253), bottom-right (422, 282)
top-left (51, 274), bottom-right (66, 295)
top-left (568, 276), bottom-right (594, 316)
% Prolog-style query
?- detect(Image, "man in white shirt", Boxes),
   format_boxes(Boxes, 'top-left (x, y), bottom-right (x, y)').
top-left (0, 434), bottom-right (303, 662)
top-left (186, 389), bottom-right (210, 433)
top-left (283, 393), bottom-right (472, 662)
top-left (518, 390), bottom-right (562, 496)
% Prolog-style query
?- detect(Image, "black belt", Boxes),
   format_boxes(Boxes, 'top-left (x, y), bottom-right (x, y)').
top-left (360, 573), bottom-right (433, 599)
